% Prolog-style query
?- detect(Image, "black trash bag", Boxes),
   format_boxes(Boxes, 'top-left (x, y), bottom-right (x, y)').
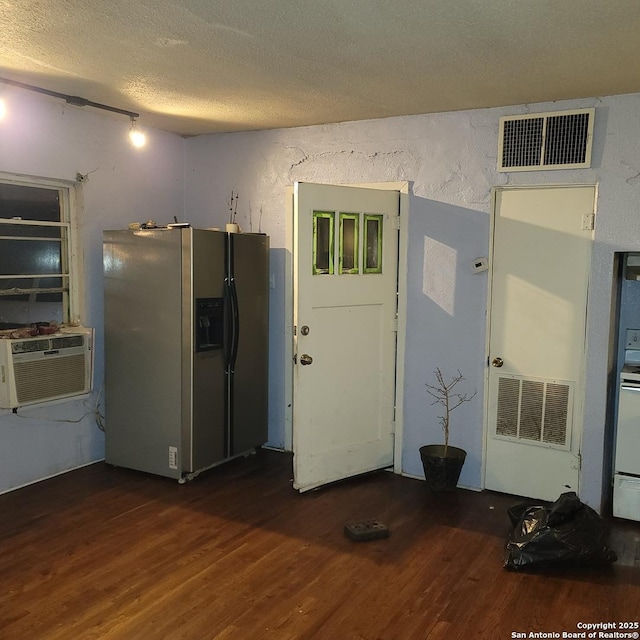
top-left (504, 491), bottom-right (617, 571)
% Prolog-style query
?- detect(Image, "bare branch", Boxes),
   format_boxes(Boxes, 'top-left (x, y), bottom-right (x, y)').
top-left (424, 368), bottom-right (476, 454)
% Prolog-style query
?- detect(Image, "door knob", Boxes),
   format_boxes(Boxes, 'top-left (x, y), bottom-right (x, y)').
top-left (492, 357), bottom-right (504, 368)
top-left (300, 354), bottom-right (313, 365)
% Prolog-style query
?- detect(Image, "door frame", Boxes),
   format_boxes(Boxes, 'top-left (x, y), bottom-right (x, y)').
top-left (482, 183), bottom-right (596, 492)
top-left (284, 181), bottom-right (410, 475)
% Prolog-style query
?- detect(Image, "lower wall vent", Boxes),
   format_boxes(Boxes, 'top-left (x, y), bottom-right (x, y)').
top-left (495, 374), bottom-right (573, 449)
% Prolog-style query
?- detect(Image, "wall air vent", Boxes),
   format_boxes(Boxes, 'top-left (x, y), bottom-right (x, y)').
top-left (498, 108), bottom-right (594, 172)
top-left (494, 374), bottom-right (573, 450)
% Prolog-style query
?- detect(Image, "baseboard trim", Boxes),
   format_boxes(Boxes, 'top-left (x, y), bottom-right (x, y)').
top-left (0, 458), bottom-right (105, 496)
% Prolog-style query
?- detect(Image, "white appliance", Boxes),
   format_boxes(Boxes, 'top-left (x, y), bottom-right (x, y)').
top-left (613, 336), bottom-right (640, 520)
top-left (0, 330), bottom-right (94, 409)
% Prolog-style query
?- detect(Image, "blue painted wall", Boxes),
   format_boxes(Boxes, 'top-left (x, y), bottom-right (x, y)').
top-left (4, 82), bottom-right (640, 512)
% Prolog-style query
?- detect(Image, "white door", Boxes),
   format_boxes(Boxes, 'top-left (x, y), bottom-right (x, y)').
top-left (485, 186), bottom-right (594, 501)
top-left (293, 182), bottom-right (399, 492)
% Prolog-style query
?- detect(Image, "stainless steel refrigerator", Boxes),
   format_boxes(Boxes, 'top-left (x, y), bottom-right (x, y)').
top-left (103, 227), bottom-right (269, 481)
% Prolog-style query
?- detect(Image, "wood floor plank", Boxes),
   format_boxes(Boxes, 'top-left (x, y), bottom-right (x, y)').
top-left (0, 450), bottom-right (639, 639)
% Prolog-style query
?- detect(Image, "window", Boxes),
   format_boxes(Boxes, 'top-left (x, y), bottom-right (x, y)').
top-left (312, 210), bottom-right (384, 276)
top-left (312, 211), bottom-right (335, 275)
top-left (0, 173), bottom-right (81, 329)
top-left (339, 213), bottom-right (359, 274)
top-left (363, 214), bottom-right (383, 274)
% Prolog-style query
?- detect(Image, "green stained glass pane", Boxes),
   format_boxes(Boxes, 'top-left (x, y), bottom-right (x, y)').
top-left (364, 215), bottom-right (383, 273)
top-left (339, 213), bottom-right (359, 274)
top-left (313, 211), bottom-right (334, 274)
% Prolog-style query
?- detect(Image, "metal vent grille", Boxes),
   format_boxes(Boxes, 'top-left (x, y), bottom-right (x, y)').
top-left (498, 108), bottom-right (594, 172)
top-left (519, 380), bottom-right (544, 441)
top-left (495, 375), bottom-right (572, 449)
top-left (496, 377), bottom-right (519, 438)
top-left (501, 118), bottom-right (544, 169)
top-left (14, 354), bottom-right (86, 403)
top-left (543, 383), bottom-right (570, 444)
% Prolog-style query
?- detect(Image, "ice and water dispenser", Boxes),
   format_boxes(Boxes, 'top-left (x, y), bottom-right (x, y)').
top-left (195, 298), bottom-right (223, 352)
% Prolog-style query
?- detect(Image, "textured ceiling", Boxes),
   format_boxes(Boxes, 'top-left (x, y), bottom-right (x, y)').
top-left (1, 1), bottom-right (640, 136)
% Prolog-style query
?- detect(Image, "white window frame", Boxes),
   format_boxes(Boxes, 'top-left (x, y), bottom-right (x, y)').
top-left (0, 171), bottom-right (83, 325)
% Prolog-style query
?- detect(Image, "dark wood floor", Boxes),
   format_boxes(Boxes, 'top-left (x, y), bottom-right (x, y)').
top-left (0, 450), bottom-right (638, 640)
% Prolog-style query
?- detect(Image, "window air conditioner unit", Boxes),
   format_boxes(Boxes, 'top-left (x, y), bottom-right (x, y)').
top-left (0, 329), bottom-right (94, 409)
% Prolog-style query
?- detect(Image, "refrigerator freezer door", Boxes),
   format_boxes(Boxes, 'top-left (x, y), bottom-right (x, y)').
top-left (228, 233), bottom-right (270, 455)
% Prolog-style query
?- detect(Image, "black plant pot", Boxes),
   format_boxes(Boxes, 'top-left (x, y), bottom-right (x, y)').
top-left (419, 444), bottom-right (467, 492)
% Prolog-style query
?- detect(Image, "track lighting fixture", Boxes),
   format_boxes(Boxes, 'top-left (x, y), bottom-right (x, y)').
top-left (0, 76), bottom-right (144, 146)
top-left (128, 117), bottom-right (146, 148)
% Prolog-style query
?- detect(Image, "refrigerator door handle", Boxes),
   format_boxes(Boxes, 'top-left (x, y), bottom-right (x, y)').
top-left (223, 276), bottom-right (233, 372)
top-left (229, 276), bottom-right (240, 373)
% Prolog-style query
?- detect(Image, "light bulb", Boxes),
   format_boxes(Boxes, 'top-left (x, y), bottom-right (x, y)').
top-left (128, 119), bottom-right (146, 147)
top-left (129, 130), bottom-right (146, 147)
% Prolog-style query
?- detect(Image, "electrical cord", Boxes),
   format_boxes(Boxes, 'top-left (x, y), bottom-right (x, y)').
top-left (10, 387), bottom-right (105, 431)
top-left (92, 386), bottom-right (105, 432)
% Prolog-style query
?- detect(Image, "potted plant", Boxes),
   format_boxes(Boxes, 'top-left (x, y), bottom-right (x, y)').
top-left (419, 368), bottom-right (477, 491)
